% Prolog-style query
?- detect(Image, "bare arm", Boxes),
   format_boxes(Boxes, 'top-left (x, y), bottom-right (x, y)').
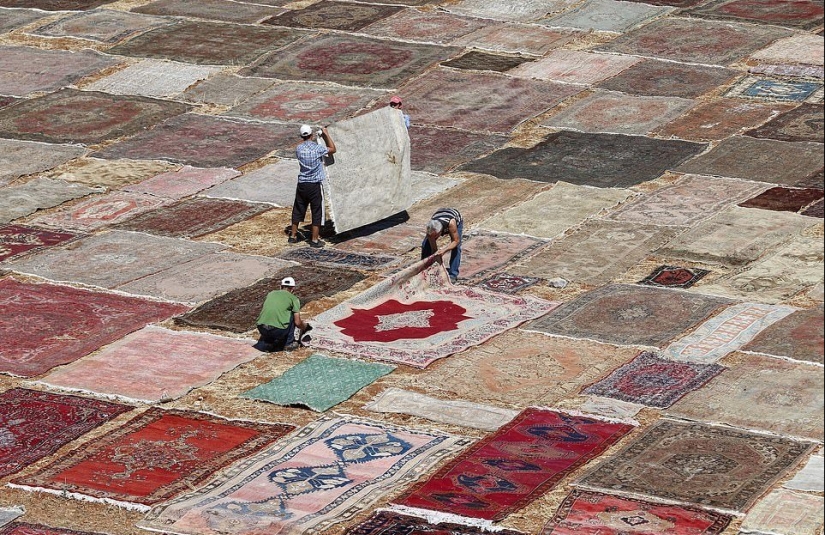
top-left (436, 219), bottom-right (460, 256)
top-left (293, 311), bottom-right (307, 331)
top-left (320, 127), bottom-right (336, 155)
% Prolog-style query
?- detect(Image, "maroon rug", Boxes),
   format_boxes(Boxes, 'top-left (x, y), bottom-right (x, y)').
top-left (240, 34), bottom-right (459, 89)
top-left (107, 20), bottom-right (303, 65)
top-left (745, 103), bottom-right (823, 142)
top-left (739, 186), bottom-right (824, 212)
top-left (410, 126), bottom-right (508, 174)
top-left (0, 388), bottom-right (130, 478)
top-left (442, 50), bottom-right (534, 72)
top-left (802, 198), bottom-right (824, 217)
top-left (685, 0), bottom-right (824, 30)
top-left (174, 265), bottom-right (365, 333)
top-left (638, 265), bottom-right (710, 289)
top-left (93, 113), bottom-right (295, 168)
top-left (114, 197), bottom-right (269, 238)
top-left (263, 0), bottom-right (403, 31)
top-left (596, 59), bottom-right (739, 98)
top-left (0, 89), bottom-right (189, 144)
top-left (345, 511), bottom-right (524, 534)
top-left (0, 224), bottom-right (79, 262)
top-left (0, 278), bottom-right (187, 377)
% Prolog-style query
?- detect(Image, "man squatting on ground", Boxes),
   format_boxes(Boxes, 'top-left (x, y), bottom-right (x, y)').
top-left (289, 124), bottom-right (336, 248)
top-left (422, 208), bottom-right (463, 284)
top-left (254, 277), bottom-right (309, 352)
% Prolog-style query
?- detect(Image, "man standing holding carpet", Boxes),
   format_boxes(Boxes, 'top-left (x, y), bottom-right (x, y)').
top-left (289, 124), bottom-right (336, 248)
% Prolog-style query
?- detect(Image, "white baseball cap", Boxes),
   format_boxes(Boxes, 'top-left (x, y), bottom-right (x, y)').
top-left (281, 277), bottom-right (296, 287)
top-left (299, 124), bottom-right (313, 138)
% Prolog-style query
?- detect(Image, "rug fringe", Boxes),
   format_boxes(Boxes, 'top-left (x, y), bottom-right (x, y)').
top-left (386, 505), bottom-right (512, 532)
top-left (571, 483), bottom-right (745, 518)
top-left (7, 483), bottom-right (151, 512)
top-left (24, 381), bottom-right (152, 405)
top-left (529, 404), bottom-right (640, 427)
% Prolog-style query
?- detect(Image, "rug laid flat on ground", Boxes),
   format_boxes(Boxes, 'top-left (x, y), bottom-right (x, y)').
top-left (139, 416), bottom-right (471, 535)
top-left (0, 45), bottom-right (119, 97)
top-left (739, 186), bottom-right (824, 213)
top-left (0, 139), bottom-right (85, 186)
top-left (6, 230), bottom-right (226, 289)
top-left (506, 49), bottom-right (641, 85)
top-left (11, 408), bottom-right (294, 509)
top-left (540, 489), bottom-right (732, 534)
top-left (684, 0), bottom-right (824, 30)
top-left (27, 191), bottom-right (173, 232)
top-left (745, 103), bottom-right (823, 143)
top-left (344, 510), bottom-right (525, 534)
top-left (0, 506), bottom-right (23, 527)
top-left (198, 160), bottom-right (296, 206)
top-left (132, 0), bottom-right (283, 24)
top-left (37, 326), bottom-right (262, 403)
top-left (409, 126), bottom-right (508, 175)
top-left (655, 98), bottom-right (792, 141)
top-left (0, 278), bottom-right (187, 377)
top-left (363, 10), bottom-right (488, 44)
top-left (0, 88), bottom-right (189, 145)
top-left (459, 131), bottom-right (705, 187)
top-left (123, 166), bottom-right (240, 200)
top-left (638, 265), bottom-right (710, 289)
top-left (365, 387), bottom-right (519, 432)
top-left (667, 352), bottom-right (824, 442)
top-left (0, 523), bottom-right (108, 535)
top-left (279, 247), bottom-right (401, 272)
top-left (26, 8), bottom-right (171, 43)
top-left (664, 302), bottom-right (796, 363)
top-left (526, 284), bottom-right (731, 348)
top-left (741, 488), bottom-right (824, 535)
top-left (581, 351), bottom-right (724, 409)
top-left (539, 0), bottom-right (673, 32)
top-left (726, 76), bottom-right (823, 105)
top-left (0, 225), bottom-right (78, 262)
top-left (0, 388), bottom-right (130, 478)
top-left (409, 329), bottom-right (639, 407)
top-left (741, 305), bottom-right (823, 364)
top-left (334, 222), bottom-right (423, 256)
top-left (456, 231), bottom-right (547, 281)
top-left (0, 177), bottom-right (102, 224)
top-left (83, 59), bottom-right (222, 99)
top-left (114, 196), bottom-right (270, 239)
top-left (243, 353), bottom-right (394, 411)
top-left (783, 454), bottom-right (824, 493)
top-left (174, 265), bottom-right (365, 332)
top-left (476, 273), bottom-right (541, 295)
top-left (395, 407), bottom-right (634, 521)
top-left (42, 157), bottom-right (178, 190)
top-left (264, 0), bottom-right (403, 30)
top-left (311, 257), bottom-right (559, 368)
top-left (595, 58), bottom-right (739, 99)
top-left (575, 419), bottom-right (814, 513)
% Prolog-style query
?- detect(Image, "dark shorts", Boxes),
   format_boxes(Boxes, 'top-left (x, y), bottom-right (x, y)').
top-left (292, 182), bottom-right (323, 226)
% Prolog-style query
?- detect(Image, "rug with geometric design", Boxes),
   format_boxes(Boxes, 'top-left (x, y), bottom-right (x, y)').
top-left (638, 265), bottom-right (710, 289)
top-left (595, 58), bottom-right (739, 98)
top-left (458, 231), bottom-right (547, 280)
top-left (540, 489), bottom-right (732, 534)
top-left (28, 8), bottom-right (171, 43)
top-left (139, 416), bottom-right (471, 535)
top-left (745, 103), bottom-right (823, 143)
top-left (0, 279), bottom-right (187, 377)
top-left (123, 166), bottom-right (240, 200)
top-left (575, 419), bottom-right (814, 513)
top-left (741, 305), bottom-right (823, 364)
top-left (395, 408), bottom-right (634, 521)
top-left (0, 388), bottom-right (130, 479)
top-left (0, 46), bottom-right (118, 97)
top-left (344, 510), bottom-right (524, 535)
top-left (311, 257), bottom-right (559, 368)
top-left (277, 247), bottom-right (401, 271)
top-left (132, 0), bottom-right (282, 24)
top-left (0, 224), bottom-right (78, 262)
top-left (684, 0), bottom-right (824, 30)
top-left (263, 1), bottom-right (403, 31)
top-left (11, 408), bottom-right (294, 509)
top-left (27, 192), bottom-right (172, 232)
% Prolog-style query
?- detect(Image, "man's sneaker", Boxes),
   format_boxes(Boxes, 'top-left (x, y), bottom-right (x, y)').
top-left (287, 236), bottom-right (299, 244)
top-left (450, 276), bottom-right (458, 284)
top-left (309, 239), bottom-right (326, 248)
top-left (284, 342), bottom-right (299, 351)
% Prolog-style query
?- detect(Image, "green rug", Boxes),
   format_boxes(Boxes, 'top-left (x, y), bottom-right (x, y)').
top-left (242, 354), bottom-right (394, 411)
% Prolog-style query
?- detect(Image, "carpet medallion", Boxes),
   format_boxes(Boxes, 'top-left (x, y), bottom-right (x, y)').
top-left (745, 103), bottom-right (824, 142)
top-left (278, 247), bottom-right (401, 271)
top-left (345, 511), bottom-right (524, 534)
top-left (0, 388), bottom-right (130, 478)
top-left (441, 50), bottom-right (534, 72)
top-left (656, 206), bottom-right (817, 266)
top-left (6, 230), bottom-right (226, 289)
top-left (28, 191), bottom-right (172, 232)
top-left (93, 113), bottom-right (296, 168)
top-left (507, 50), bottom-right (641, 85)
top-left (264, 1), bottom-right (403, 31)
top-left (311, 257), bottom-right (559, 368)
top-left (0, 140), bottom-right (86, 186)
top-left (512, 220), bottom-right (681, 284)
top-left (364, 11), bottom-right (488, 45)
top-left (459, 131), bottom-right (705, 187)
top-left (242, 353), bottom-right (395, 411)
top-left (37, 325), bottom-right (262, 403)
top-left (685, 0), bottom-right (824, 30)
top-left (174, 265), bottom-right (365, 333)
top-left (0, 89), bottom-right (189, 145)
top-left (576, 419), bottom-right (814, 512)
top-left (114, 197), bottom-right (269, 238)
top-left (107, 21), bottom-right (304, 66)
top-left (0, 45), bottom-right (118, 97)
top-left (526, 284), bottom-right (731, 348)
top-left (476, 273), bottom-right (541, 294)
top-left (668, 352), bottom-right (824, 441)
top-left (410, 329), bottom-right (638, 407)
top-left (241, 34), bottom-right (459, 89)
top-left (12, 408), bottom-right (294, 508)
top-left (0, 177), bottom-right (103, 225)
top-left (581, 351), bottom-right (725, 408)
top-left (596, 18), bottom-right (791, 65)
top-left (225, 81), bottom-right (383, 124)
top-left (410, 126), bottom-right (508, 174)
top-left (0, 225), bottom-right (78, 262)
top-left (541, 489), bottom-right (732, 534)
top-left (638, 265), bottom-right (710, 289)
top-left (28, 8), bottom-right (171, 43)
top-left (139, 416), bottom-right (470, 535)
top-left (741, 488), bottom-right (825, 535)
top-left (458, 231), bottom-right (547, 280)
top-left (655, 98), bottom-right (793, 141)
top-left (133, 0), bottom-right (282, 24)
top-left (595, 59), bottom-right (739, 98)
top-left (393, 68), bottom-right (581, 134)
top-left (123, 165), bottom-right (240, 200)
top-left (739, 186), bottom-right (824, 213)
top-left (0, 278), bottom-right (187, 377)
top-left (395, 408), bottom-right (634, 520)
top-left (726, 76), bottom-right (824, 104)
top-left (742, 305), bottom-right (823, 364)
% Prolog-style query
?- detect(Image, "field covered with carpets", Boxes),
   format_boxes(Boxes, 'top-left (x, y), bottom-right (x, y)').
top-left (0, 0), bottom-right (823, 534)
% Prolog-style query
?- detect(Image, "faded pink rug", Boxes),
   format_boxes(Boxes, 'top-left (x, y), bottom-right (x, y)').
top-left (123, 166), bottom-right (240, 200)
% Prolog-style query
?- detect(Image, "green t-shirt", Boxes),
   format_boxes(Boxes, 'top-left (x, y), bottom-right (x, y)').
top-left (256, 290), bottom-right (301, 329)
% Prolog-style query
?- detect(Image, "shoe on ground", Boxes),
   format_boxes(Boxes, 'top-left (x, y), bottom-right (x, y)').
top-left (309, 239), bottom-right (326, 248)
top-left (284, 342), bottom-right (300, 351)
top-left (450, 276), bottom-right (458, 284)
top-left (287, 236), bottom-right (299, 244)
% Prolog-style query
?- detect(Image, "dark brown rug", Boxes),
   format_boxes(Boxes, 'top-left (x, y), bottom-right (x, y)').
top-left (459, 131), bottom-right (706, 187)
top-left (596, 59), bottom-right (739, 98)
top-left (739, 186), bottom-right (824, 212)
top-left (263, 1), bottom-right (403, 31)
top-left (745, 103), bottom-right (824, 142)
top-left (411, 126), bottom-right (508, 174)
top-left (442, 50), bottom-right (534, 72)
top-left (0, 0), bottom-right (115, 8)
top-left (742, 305), bottom-right (824, 364)
top-left (133, 0), bottom-right (282, 24)
top-left (174, 266), bottom-right (365, 332)
top-left (802, 198), bottom-right (824, 217)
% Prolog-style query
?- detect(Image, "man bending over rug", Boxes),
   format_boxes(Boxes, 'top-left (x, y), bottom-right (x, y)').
top-left (422, 207), bottom-right (463, 284)
top-left (254, 277), bottom-right (310, 352)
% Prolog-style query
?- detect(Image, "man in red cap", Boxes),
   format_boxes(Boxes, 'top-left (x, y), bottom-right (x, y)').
top-left (389, 95), bottom-right (410, 129)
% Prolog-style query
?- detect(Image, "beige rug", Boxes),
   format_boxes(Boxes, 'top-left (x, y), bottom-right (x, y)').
top-left (741, 488), bottom-right (824, 535)
top-left (479, 181), bottom-right (635, 239)
top-left (0, 177), bottom-right (103, 224)
top-left (508, 50), bottom-right (641, 85)
top-left (43, 157), bottom-right (177, 189)
top-left (667, 352), bottom-right (824, 442)
top-left (749, 33), bottom-right (824, 66)
top-left (783, 454), bottom-right (823, 492)
top-left (84, 59), bottom-right (222, 98)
